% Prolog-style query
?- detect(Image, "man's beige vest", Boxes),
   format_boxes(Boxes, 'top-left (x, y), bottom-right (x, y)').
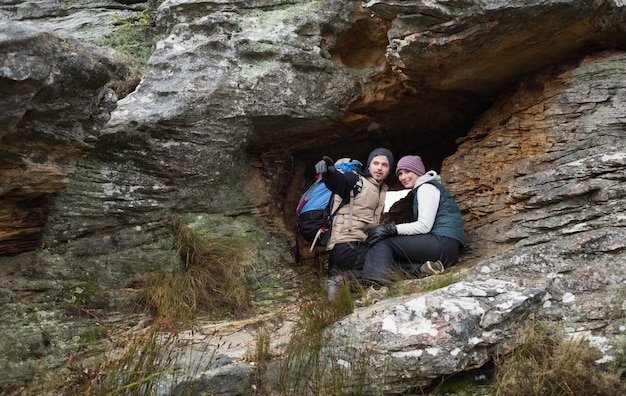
top-left (326, 176), bottom-right (388, 250)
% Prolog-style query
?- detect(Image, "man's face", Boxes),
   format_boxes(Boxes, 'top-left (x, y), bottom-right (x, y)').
top-left (368, 155), bottom-right (391, 182)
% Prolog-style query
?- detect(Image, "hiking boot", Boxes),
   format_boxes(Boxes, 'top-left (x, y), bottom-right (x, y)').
top-left (366, 285), bottom-right (389, 303)
top-left (354, 285), bottom-right (389, 307)
top-left (326, 274), bottom-right (345, 301)
top-left (420, 260), bottom-right (444, 276)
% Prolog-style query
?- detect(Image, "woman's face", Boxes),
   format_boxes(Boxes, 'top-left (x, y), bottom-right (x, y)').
top-left (397, 169), bottom-right (419, 188)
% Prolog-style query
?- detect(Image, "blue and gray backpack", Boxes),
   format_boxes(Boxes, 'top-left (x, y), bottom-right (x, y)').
top-left (296, 158), bottom-right (363, 250)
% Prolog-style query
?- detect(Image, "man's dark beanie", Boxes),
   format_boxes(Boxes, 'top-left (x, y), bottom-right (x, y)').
top-left (361, 147), bottom-right (394, 177)
top-left (367, 147), bottom-right (394, 170)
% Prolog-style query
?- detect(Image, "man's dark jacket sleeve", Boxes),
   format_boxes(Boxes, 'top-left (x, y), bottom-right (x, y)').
top-left (321, 171), bottom-right (361, 201)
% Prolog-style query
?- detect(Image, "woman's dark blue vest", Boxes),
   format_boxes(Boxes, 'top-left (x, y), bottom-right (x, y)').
top-left (413, 181), bottom-right (465, 246)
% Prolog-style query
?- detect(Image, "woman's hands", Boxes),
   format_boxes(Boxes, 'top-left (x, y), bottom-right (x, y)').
top-left (366, 222), bottom-right (397, 245)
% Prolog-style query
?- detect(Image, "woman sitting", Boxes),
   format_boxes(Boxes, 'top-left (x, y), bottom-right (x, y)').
top-left (360, 155), bottom-right (465, 283)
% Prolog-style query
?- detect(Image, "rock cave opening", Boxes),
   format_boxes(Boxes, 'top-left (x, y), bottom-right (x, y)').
top-left (247, 86), bottom-right (492, 252)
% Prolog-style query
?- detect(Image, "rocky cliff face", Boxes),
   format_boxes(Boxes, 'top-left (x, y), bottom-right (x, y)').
top-left (1, 0), bottom-right (625, 394)
top-left (0, 22), bottom-right (125, 255)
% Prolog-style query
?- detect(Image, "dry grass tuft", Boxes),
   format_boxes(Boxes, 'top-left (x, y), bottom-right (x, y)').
top-left (134, 217), bottom-right (255, 326)
top-left (492, 321), bottom-right (626, 396)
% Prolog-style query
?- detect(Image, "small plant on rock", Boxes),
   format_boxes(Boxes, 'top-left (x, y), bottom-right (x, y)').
top-left (92, 0), bottom-right (163, 70)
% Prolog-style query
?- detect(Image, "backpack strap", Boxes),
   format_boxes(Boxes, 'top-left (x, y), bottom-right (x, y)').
top-left (295, 176), bottom-right (322, 216)
top-left (348, 188), bottom-right (354, 231)
top-left (310, 228), bottom-right (326, 251)
top-left (346, 173), bottom-right (363, 231)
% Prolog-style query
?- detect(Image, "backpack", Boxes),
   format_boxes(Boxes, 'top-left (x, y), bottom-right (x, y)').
top-left (296, 158), bottom-right (363, 251)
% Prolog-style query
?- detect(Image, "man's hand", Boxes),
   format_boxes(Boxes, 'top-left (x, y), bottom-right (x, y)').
top-left (315, 156), bottom-right (335, 175)
top-left (366, 223), bottom-right (397, 245)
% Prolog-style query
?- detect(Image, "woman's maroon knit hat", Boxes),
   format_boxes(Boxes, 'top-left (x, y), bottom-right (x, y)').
top-left (396, 155), bottom-right (425, 176)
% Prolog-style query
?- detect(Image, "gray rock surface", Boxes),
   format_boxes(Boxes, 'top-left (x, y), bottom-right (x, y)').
top-left (323, 279), bottom-right (545, 393)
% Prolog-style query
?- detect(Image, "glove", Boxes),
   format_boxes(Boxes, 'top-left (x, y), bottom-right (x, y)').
top-left (366, 223), bottom-right (397, 245)
top-left (315, 156), bottom-right (335, 175)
